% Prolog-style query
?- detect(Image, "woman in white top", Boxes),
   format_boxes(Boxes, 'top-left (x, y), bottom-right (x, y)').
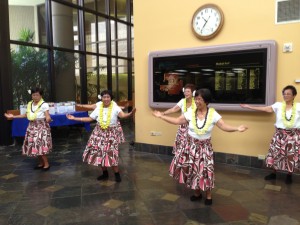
top-left (76, 96), bottom-right (127, 142)
top-left (4, 87), bottom-right (52, 171)
top-left (66, 90), bottom-right (136, 182)
top-left (162, 83), bottom-right (196, 154)
top-left (153, 88), bottom-right (247, 205)
top-left (241, 85), bottom-right (300, 184)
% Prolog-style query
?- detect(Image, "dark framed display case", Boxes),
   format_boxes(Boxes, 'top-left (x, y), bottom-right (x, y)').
top-left (148, 40), bottom-right (277, 111)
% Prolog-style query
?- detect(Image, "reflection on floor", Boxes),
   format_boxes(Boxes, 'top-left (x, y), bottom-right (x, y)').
top-left (0, 121), bottom-right (300, 225)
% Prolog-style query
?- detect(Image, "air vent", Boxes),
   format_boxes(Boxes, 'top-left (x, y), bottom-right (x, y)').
top-left (276, 0), bottom-right (300, 24)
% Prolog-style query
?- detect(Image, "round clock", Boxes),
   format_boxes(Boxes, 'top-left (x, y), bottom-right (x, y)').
top-left (192, 4), bottom-right (224, 40)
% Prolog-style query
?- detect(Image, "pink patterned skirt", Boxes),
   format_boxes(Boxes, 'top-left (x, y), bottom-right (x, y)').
top-left (117, 120), bottom-right (125, 143)
top-left (82, 123), bottom-right (125, 167)
top-left (22, 120), bottom-right (52, 157)
top-left (173, 123), bottom-right (188, 154)
top-left (169, 135), bottom-right (214, 191)
top-left (266, 128), bottom-right (300, 173)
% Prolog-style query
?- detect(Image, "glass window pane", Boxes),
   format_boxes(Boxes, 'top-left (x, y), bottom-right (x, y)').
top-left (97, 0), bottom-right (106, 14)
top-left (112, 58), bottom-right (128, 101)
top-left (110, 0), bottom-right (115, 17)
top-left (52, 2), bottom-right (79, 50)
top-left (112, 58), bottom-right (117, 99)
top-left (37, 5), bottom-right (47, 45)
top-left (117, 0), bottom-right (127, 21)
top-left (85, 13), bottom-right (97, 53)
top-left (86, 54), bottom-right (98, 103)
top-left (98, 16), bottom-right (107, 54)
top-left (117, 22), bottom-right (127, 57)
top-left (9, 0), bottom-right (47, 45)
top-left (131, 27), bottom-right (134, 57)
top-left (84, 0), bottom-right (95, 10)
top-left (99, 57), bottom-right (108, 92)
top-left (111, 21), bottom-right (116, 56)
top-left (74, 11), bottom-right (80, 50)
top-left (75, 54), bottom-right (81, 103)
top-left (10, 44), bottom-right (50, 108)
top-left (54, 51), bottom-right (78, 102)
top-left (60, 0), bottom-right (78, 4)
top-left (130, 0), bottom-right (133, 23)
top-left (118, 59), bottom-right (128, 101)
top-left (132, 60), bottom-right (135, 91)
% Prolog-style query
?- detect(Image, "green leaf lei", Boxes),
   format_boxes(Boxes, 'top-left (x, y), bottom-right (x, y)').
top-left (26, 99), bottom-right (44, 121)
top-left (281, 102), bottom-right (296, 128)
top-left (98, 102), bottom-right (113, 129)
top-left (192, 108), bottom-right (215, 135)
top-left (183, 98), bottom-right (196, 112)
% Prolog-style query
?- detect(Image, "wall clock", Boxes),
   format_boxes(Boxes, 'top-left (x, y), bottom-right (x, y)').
top-left (192, 4), bottom-right (224, 40)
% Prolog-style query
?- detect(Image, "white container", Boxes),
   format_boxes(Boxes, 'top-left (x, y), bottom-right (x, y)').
top-left (56, 103), bottom-right (67, 114)
top-left (64, 102), bottom-right (73, 113)
top-left (20, 104), bottom-right (27, 115)
top-left (49, 102), bottom-right (55, 115)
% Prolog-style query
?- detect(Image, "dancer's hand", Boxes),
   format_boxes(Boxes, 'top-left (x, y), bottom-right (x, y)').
top-left (66, 114), bottom-right (75, 120)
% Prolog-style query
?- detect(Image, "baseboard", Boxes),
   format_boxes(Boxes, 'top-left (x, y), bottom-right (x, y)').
top-left (134, 142), bottom-right (265, 169)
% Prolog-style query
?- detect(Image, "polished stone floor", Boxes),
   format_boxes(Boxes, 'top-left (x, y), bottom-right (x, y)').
top-left (0, 121), bottom-right (300, 225)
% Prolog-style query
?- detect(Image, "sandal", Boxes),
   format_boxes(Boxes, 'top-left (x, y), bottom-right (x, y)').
top-left (33, 165), bottom-right (44, 170)
top-left (204, 198), bottom-right (213, 205)
top-left (190, 194), bottom-right (202, 201)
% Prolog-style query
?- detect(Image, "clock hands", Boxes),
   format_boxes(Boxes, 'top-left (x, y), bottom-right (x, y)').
top-left (201, 16), bottom-right (210, 33)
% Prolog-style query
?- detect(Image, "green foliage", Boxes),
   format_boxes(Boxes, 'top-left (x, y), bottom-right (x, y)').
top-left (11, 31), bottom-right (49, 106)
top-left (11, 28), bottom-right (68, 108)
top-left (18, 28), bottom-right (34, 42)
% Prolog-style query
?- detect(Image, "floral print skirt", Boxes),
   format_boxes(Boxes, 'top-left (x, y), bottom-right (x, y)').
top-left (169, 135), bottom-right (214, 191)
top-left (173, 123), bottom-right (188, 154)
top-left (266, 128), bottom-right (300, 173)
top-left (22, 120), bottom-right (52, 157)
top-left (82, 123), bottom-right (125, 167)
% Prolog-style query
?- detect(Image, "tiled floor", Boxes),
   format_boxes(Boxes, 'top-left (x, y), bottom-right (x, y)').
top-left (0, 121), bottom-right (300, 225)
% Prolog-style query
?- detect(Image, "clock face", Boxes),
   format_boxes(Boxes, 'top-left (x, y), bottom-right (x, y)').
top-left (192, 4), bottom-right (224, 39)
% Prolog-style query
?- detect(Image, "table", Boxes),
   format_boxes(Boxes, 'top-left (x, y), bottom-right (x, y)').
top-left (11, 111), bottom-right (91, 137)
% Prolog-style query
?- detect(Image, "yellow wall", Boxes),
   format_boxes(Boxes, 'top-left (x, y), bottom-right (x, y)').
top-left (133, 0), bottom-right (300, 157)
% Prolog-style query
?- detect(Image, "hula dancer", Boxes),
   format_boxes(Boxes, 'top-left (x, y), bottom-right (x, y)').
top-left (66, 90), bottom-right (136, 182)
top-left (4, 87), bottom-right (52, 171)
top-left (241, 85), bottom-right (300, 184)
top-left (161, 84), bottom-right (196, 154)
top-left (153, 88), bottom-right (247, 205)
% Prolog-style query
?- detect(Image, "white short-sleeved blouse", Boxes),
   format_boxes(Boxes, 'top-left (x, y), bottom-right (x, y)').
top-left (27, 101), bottom-right (49, 119)
top-left (90, 101), bottom-right (122, 126)
top-left (184, 108), bottom-right (222, 140)
top-left (177, 98), bottom-right (194, 114)
top-left (272, 102), bottom-right (300, 129)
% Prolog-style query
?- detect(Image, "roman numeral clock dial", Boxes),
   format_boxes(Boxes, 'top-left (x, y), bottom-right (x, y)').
top-left (192, 4), bottom-right (224, 40)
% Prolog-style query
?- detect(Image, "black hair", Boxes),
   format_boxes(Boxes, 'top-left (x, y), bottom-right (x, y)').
top-left (282, 85), bottom-right (297, 96)
top-left (183, 83), bottom-right (196, 92)
top-left (100, 90), bottom-right (113, 99)
top-left (30, 87), bottom-right (43, 96)
top-left (194, 88), bottom-right (212, 104)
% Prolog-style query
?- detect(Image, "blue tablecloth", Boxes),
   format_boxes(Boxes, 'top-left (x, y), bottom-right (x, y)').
top-left (11, 111), bottom-right (91, 137)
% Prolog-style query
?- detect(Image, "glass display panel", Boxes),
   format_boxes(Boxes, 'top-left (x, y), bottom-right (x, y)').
top-left (148, 41), bottom-right (277, 111)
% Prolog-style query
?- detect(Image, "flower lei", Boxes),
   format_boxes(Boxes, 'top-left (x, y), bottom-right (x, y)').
top-left (183, 98), bottom-right (196, 112)
top-left (26, 99), bottom-right (44, 121)
top-left (192, 108), bottom-right (215, 135)
top-left (281, 101), bottom-right (296, 128)
top-left (98, 102), bottom-right (113, 129)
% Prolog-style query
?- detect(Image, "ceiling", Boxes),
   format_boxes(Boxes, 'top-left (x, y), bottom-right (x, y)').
top-left (9, 0), bottom-right (45, 6)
